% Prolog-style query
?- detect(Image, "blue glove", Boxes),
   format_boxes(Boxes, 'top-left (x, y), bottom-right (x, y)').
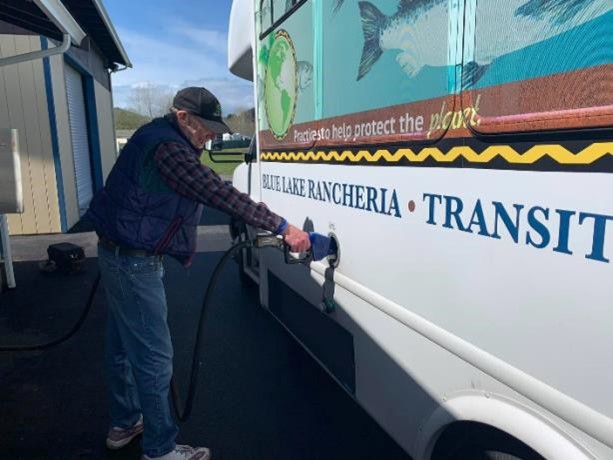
top-left (309, 232), bottom-right (338, 261)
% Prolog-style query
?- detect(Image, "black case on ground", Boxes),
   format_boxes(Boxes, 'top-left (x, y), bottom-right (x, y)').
top-left (47, 243), bottom-right (85, 273)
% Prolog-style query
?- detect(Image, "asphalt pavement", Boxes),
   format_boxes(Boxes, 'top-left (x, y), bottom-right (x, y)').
top-left (0, 210), bottom-right (410, 460)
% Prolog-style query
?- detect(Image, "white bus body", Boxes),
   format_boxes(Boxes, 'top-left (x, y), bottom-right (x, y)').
top-left (228, 0), bottom-right (613, 458)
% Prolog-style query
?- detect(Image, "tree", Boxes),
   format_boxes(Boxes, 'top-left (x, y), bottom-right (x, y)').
top-left (224, 108), bottom-right (255, 136)
top-left (128, 83), bottom-right (174, 118)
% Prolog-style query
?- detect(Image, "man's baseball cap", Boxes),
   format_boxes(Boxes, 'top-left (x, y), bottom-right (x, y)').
top-left (173, 87), bottom-right (232, 134)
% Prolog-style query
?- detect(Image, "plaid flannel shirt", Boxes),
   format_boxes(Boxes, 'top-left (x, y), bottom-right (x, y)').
top-left (154, 142), bottom-right (287, 234)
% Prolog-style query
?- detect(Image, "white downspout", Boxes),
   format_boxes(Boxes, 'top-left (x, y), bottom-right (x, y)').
top-left (0, 33), bottom-right (71, 68)
top-left (0, 0), bottom-right (87, 68)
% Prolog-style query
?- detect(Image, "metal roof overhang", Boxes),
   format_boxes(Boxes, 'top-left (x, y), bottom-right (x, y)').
top-left (91, 0), bottom-right (131, 67)
top-left (62, 0), bottom-right (131, 68)
top-left (0, 0), bottom-right (131, 68)
top-left (0, 0), bottom-right (85, 45)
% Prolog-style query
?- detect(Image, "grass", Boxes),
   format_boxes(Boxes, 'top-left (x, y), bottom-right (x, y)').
top-left (199, 148), bottom-right (248, 177)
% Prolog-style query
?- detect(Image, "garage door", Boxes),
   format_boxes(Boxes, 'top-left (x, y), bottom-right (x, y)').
top-left (64, 64), bottom-right (93, 216)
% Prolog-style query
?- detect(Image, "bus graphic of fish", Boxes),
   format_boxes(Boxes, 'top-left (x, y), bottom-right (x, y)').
top-left (297, 61), bottom-right (313, 93)
top-left (334, 0), bottom-right (610, 85)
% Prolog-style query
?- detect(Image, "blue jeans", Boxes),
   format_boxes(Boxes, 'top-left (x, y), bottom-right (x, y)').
top-left (98, 245), bottom-right (178, 457)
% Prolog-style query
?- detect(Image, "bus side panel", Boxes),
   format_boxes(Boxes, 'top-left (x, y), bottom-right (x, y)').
top-left (253, 0), bottom-right (613, 455)
top-left (257, 161), bottom-right (613, 458)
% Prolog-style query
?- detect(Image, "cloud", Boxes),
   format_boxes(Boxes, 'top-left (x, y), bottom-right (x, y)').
top-left (111, 19), bottom-right (254, 115)
top-left (168, 21), bottom-right (228, 55)
top-left (114, 78), bottom-right (254, 115)
top-left (112, 28), bottom-right (228, 87)
top-left (183, 78), bottom-right (254, 114)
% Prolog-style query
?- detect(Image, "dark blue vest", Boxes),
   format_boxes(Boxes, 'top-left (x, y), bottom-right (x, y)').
top-left (86, 117), bottom-right (203, 266)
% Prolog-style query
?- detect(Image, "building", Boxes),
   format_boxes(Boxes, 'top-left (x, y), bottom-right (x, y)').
top-left (0, 0), bottom-right (131, 235)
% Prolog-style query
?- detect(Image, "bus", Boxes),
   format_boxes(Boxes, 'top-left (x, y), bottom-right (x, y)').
top-left (227, 1), bottom-right (613, 458)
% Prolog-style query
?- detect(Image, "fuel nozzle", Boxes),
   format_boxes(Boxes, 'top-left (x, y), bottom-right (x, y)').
top-left (254, 232), bottom-right (339, 266)
top-left (253, 234), bottom-right (284, 249)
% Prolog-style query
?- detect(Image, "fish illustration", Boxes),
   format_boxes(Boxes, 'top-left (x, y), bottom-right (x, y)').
top-left (297, 61), bottom-right (313, 94)
top-left (334, 0), bottom-right (609, 84)
top-left (515, 0), bottom-right (604, 25)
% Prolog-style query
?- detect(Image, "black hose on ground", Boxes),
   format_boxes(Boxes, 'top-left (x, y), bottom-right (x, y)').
top-left (0, 237), bottom-right (254, 423)
top-left (170, 239), bottom-right (252, 422)
top-left (0, 274), bottom-right (101, 352)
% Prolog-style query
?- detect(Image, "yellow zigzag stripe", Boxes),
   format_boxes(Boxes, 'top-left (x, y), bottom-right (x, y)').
top-left (260, 143), bottom-right (613, 165)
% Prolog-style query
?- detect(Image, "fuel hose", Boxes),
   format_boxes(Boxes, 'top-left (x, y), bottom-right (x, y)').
top-left (170, 239), bottom-right (252, 421)
top-left (0, 232), bottom-right (338, 423)
top-left (0, 274), bottom-right (101, 352)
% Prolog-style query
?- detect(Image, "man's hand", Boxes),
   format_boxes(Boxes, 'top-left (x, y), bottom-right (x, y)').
top-left (283, 224), bottom-right (311, 253)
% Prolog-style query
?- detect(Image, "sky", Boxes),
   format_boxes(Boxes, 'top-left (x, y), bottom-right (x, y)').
top-left (103, 0), bottom-right (253, 115)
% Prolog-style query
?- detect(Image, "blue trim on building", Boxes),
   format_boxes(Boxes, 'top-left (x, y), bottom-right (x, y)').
top-left (64, 54), bottom-right (104, 191)
top-left (41, 37), bottom-right (67, 232)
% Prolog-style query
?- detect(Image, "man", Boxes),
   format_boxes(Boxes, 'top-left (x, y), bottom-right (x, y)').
top-left (86, 87), bottom-right (310, 460)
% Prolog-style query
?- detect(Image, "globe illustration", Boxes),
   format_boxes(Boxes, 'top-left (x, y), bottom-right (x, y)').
top-left (265, 31), bottom-right (297, 139)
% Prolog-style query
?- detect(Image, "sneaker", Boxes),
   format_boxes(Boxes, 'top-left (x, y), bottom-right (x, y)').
top-left (106, 415), bottom-right (144, 449)
top-left (142, 444), bottom-right (211, 460)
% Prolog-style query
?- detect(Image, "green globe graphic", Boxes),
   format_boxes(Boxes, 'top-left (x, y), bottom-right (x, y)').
top-left (265, 31), bottom-right (297, 139)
